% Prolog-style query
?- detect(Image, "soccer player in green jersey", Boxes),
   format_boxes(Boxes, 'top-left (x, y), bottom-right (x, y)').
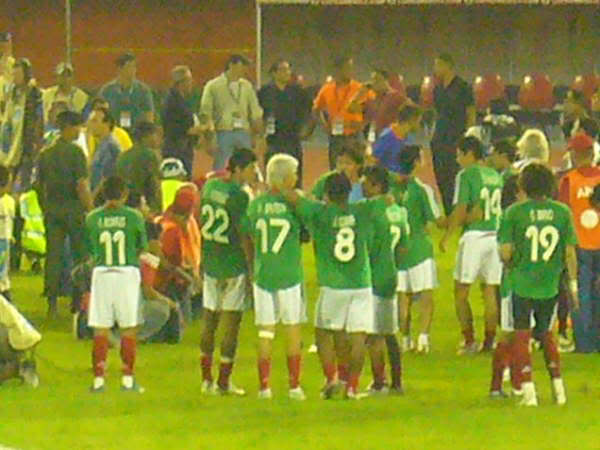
top-left (440, 136), bottom-right (504, 354)
top-left (498, 164), bottom-right (579, 406)
top-left (393, 145), bottom-right (445, 355)
top-left (242, 154), bottom-right (306, 400)
top-left (199, 148), bottom-right (257, 396)
top-left (86, 176), bottom-right (149, 393)
top-left (311, 143), bottom-right (365, 203)
top-left (362, 166), bottom-right (409, 395)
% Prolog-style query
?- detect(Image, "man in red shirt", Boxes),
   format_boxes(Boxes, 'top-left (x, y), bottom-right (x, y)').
top-left (559, 133), bottom-right (600, 352)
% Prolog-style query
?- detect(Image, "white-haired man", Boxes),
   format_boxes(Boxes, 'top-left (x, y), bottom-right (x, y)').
top-left (241, 153), bottom-right (306, 400)
top-left (514, 128), bottom-right (550, 171)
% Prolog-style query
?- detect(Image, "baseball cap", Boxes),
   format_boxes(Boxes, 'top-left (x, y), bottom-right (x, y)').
top-left (56, 62), bottom-right (73, 75)
top-left (160, 158), bottom-right (187, 179)
top-left (171, 185), bottom-right (198, 216)
top-left (568, 133), bottom-right (595, 153)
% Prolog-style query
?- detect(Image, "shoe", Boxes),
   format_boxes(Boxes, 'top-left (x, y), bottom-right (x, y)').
top-left (89, 377), bottom-right (105, 394)
top-left (389, 385), bottom-right (404, 396)
top-left (457, 341), bottom-right (479, 356)
top-left (19, 360), bottom-right (39, 388)
top-left (345, 388), bottom-right (367, 400)
top-left (258, 388), bottom-right (272, 399)
top-left (489, 390), bottom-right (509, 399)
top-left (365, 382), bottom-right (390, 397)
top-left (307, 344), bottom-right (318, 354)
top-left (201, 380), bottom-right (216, 395)
top-left (121, 379), bottom-right (145, 394)
top-left (511, 388), bottom-right (524, 397)
top-left (519, 382), bottom-right (538, 407)
top-left (401, 336), bottom-right (414, 353)
top-left (320, 381), bottom-right (341, 400)
top-left (288, 387), bottom-right (306, 401)
top-left (416, 334), bottom-right (430, 354)
top-left (558, 336), bottom-right (575, 353)
top-left (217, 383), bottom-right (246, 396)
top-left (479, 340), bottom-right (496, 353)
top-left (552, 378), bottom-right (567, 405)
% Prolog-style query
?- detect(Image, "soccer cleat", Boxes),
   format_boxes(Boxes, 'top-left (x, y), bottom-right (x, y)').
top-left (416, 334), bottom-right (430, 354)
top-left (258, 388), bottom-right (272, 400)
top-left (307, 344), bottom-right (318, 354)
top-left (511, 388), bottom-right (524, 397)
top-left (401, 336), bottom-right (415, 353)
top-left (288, 387), bottom-right (307, 401)
top-left (90, 377), bottom-right (106, 394)
top-left (121, 381), bottom-right (145, 394)
top-left (320, 381), bottom-right (341, 400)
top-left (558, 336), bottom-right (575, 353)
top-left (457, 341), bottom-right (479, 356)
top-left (201, 380), bottom-right (217, 395)
top-left (89, 384), bottom-right (106, 394)
top-left (489, 390), bottom-right (509, 399)
top-left (389, 385), bottom-right (405, 396)
top-left (19, 360), bottom-right (39, 388)
top-left (345, 389), bottom-right (367, 400)
top-left (217, 383), bottom-right (246, 397)
top-left (552, 378), bottom-right (567, 405)
top-left (518, 382), bottom-right (538, 407)
top-left (479, 340), bottom-right (496, 353)
top-left (365, 383), bottom-right (390, 397)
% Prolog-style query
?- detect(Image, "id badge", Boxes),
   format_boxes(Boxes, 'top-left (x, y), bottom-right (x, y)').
top-left (266, 116), bottom-right (276, 136)
top-left (332, 117), bottom-right (344, 136)
top-left (233, 114), bottom-right (244, 129)
top-left (120, 111), bottom-right (132, 128)
top-left (368, 122), bottom-right (376, 143)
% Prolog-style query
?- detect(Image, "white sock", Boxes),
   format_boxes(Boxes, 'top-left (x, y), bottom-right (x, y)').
top-left (419, 334), bottom-right (429, 343)
top-left (93, 377), bottom-right (105, 389)
top-left (122, 375), bottom-right (134, 388)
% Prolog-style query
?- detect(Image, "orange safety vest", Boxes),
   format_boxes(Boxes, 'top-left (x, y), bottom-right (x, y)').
top-left (565, 168), bottom-right (600, 250)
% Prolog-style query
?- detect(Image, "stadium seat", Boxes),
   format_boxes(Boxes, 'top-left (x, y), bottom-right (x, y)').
top-left (571, 74), bottom-right (600, 108)
top-left (518, 73), bottom-right (555, 111)
top-left (420, 76), bottom-right (435, 109)
top-left (473, 74), bottom-right (505, 111)
top-left (389, 73), bottom-right (407, 98)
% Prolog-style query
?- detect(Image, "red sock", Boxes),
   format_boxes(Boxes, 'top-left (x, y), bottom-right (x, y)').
top-left (513, 330), bottom-right (532, 383)
top-left (484, 329), bottom-right (496, 348)
top-left (542, 332), bottom-right (561, 379)
top-left (323, 362), bottom-right (336, 384)
top-left (120, 336), bottom-right (137, 376)
top-left (508, 339), bottom-right (521, 390)
top-left (371, 360), bottom-right (386, 389)
top-left (287, 354), bottom-right (301, 389)
top-left (337, 363), bottom-right (349, 383)
top-left (258, 357), bottom-right (271, 390)
top-left (92, 335), bottom-right (109, 377)
top-left (490, 341), bottom-right (509, 392)
top-left (217, 359), bottom-right (234, 389)
top-left (462, 326), bottom-right (475, 345)
top-left (200, 354), bottom-right (213, 382)
top-left (347, 371), bottom-right (360, 393)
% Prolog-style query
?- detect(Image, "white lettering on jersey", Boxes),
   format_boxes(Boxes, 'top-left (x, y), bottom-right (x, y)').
top-left (530, 209), bottom-right (554, 222)
top-left (100, 217), bottom-right (126, 228)
top-left (333, 215), bottom-right (356, 228)
top-left (265, 202), bottom-right (287, 215)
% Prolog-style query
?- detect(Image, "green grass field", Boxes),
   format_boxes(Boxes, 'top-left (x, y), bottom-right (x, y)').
top-left (2, 233), bottom-right (600, 450)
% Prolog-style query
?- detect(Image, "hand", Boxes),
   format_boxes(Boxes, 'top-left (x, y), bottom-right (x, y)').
top-left (571, 292), bottom-right (580, 311)
top-left (465, 205), bottom-right (483, 224)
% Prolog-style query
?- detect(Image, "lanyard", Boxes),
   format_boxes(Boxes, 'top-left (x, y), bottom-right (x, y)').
top-left (227, 80), bottom-right (243, 108)
top-left (332, 82), bottom-right (353, 116)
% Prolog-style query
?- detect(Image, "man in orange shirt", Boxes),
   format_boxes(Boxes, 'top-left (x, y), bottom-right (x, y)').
top-left (559, 133), bottom-right (600, 352)
top-left (312, 57), bottom-right (372, 169)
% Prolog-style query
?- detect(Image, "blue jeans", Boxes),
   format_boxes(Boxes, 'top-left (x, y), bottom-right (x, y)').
top-left (215, 130), bottom-right (252, 170)
top-left (571, 248), bottom-right (600, 352)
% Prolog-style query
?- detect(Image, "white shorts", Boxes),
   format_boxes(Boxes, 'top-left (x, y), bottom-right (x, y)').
top-left (203, 273), bottom-right (247, 312)
top-left (454, 232), bottom-right (502, 285)
top-left (369, 295), bottom-right (398, 335)
top-left (253, 284), bottom-right (307, 326)
top-left (397, 258), bottom-right (439, 293)
top-left (500, 292), bottom-right (536, 332)
top-left (314, 287), bottom-right (372, 333)
top-left (88, 266), bottom-right (142, 329)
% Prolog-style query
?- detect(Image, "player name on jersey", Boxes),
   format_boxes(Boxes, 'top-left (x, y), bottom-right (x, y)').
top-left (333, 215), bottom-right (356, 228)
top-left (97, 216), bottom-right (127, 228)
top-left (207, 190), bottom-right (229, 205)
top-left (529, 209), bottom-right (554, 221)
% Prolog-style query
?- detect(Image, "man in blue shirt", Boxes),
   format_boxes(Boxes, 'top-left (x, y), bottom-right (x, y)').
top-left (87, 107), bottom-right (120, 196)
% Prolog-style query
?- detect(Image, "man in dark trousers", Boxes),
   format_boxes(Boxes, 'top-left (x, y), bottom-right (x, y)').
top-left (258, 59), bottom-right (311, 187)
top-left (430, 53), bottom-right (475, 215)
top-left (34, 111), bottom-right (93, 318)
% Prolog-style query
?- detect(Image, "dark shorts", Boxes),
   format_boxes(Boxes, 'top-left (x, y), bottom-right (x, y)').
top-left (512, 294), bottom-right (558, 331)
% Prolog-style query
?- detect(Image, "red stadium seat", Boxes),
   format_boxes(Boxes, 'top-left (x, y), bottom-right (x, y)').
top-left (518, 73), bottom-right (555, 110)
top-left (473, 74), bottom-right (505, 111)
top-left (420, 76), bottom-right (435, 109)
top-left (389, 73), bottom-right (407, 98)
top-left (571, 74), bottom-right (600, 108)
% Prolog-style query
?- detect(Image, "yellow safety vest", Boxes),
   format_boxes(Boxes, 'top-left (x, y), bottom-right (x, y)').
top-left (19, 190), bottom-right (46, 255)
top-left (161, 179), bottom-right (185, 212)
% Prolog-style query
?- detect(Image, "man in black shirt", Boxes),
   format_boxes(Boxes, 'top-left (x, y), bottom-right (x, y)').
top-left (430, 53), bottom-right (475, 215)
top-left (258, 60), bottom-right (311, 187)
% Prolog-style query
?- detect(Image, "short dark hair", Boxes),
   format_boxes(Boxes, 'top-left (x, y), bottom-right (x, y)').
top-left (397, 145), bottom-right (422, 175)
top-left (579, 118), bottom-right (599, 140)
top-left (0, 166), bottom-right (10, 188)
top-left (338, 142), bottom-right (365, 166)
top-left (397, 104), bottom-right (422, 123)
top-left (333, 56), bottom-right (352, 70)
top-left (102, 175), bottom-right (127, 201)
top-left (493, 139), bottom-right (517, 162)
top-left (227, 148), bottom-right (257, 172)
top-left (116, 52), bottom-right (136, 68)
top-left (373, 68), bottom-right (389, 79)
top-left (93, 107), bottom-right (115, 131)
top-left (501, 174), bottom-right (519, 209)
top-left (133, 121), bottom-right (158, 142)
top-left (325, 172), bottom-right (352, 203)
top-left (56, 110), bottom-right (83, 130)
top-left (457, 136), bottom-right (484, 160)
top-left (436, 53), bottom-right (455, 68)
top-left (568, 89), bottom-right (587, 108)
top-left (268, 59), bottom-right (288, 75)
top-left (363, 166), bottom-right (389, 193)
top-left (520, 163), bottom-right (556, 199)
top-left (591, 183), bottom-right (600, 208)
top-left (225, 54), bottom-right (250, 71)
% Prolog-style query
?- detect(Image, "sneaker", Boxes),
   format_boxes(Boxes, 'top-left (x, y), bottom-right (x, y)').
top-left (416, 334), bottom-right (430, 354)
top-left (201, 380), bottom-right (216, 395)
top-left (345, 388), bottom-right (367, 400)
top-left (365, 383), bottom-right (390, 397)
top-left (489, 390), bottom-right (509, 399)
top-left (519, 382), bottom-right (538, 407)
top-left (401, 336), bottom-right (414, 353)
top-left (307, 344), bottom-right (318, 354)
top-left (479, 340), bottom-right (496, 353)
top-left (19, 360), bottom-right (39, 388)
top-left (320, 381), bottom-right (341, 400)
top-left (288, 387), bottom-right (306, 401)
top-left (121, 380), bottom-right (145, 394)
top-left (511, 388), bottom-right (524, 397)
top-left (552, 378), bottom-right (566, 405)
top-left (558, 336), bottom-right (575, 353)
top-left (217, 383), bottom-right (246, 396)
top-left (258, 388), bottom-right (272, 399)
top-left (502, 367), bottom-right (511, 383)
top-left (457, 341), bottom-right (479, 356)
top-left (89, 377), bottom-right (105, 394)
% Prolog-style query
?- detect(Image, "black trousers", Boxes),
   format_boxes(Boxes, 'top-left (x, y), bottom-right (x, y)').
top-left (265, 137), bottom-right (303, 188)
top-left (431, 142), bottom-right (460, 216)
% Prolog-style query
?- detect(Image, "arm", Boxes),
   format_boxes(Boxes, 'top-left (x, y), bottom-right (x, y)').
top-left (142, 283), bottom-right (177, 309)
top-left (439, 203), bottom-right (467, 253)
top-left (77, 178), bottom-right (94, 212)
top-left (499, 242), bottom-right (513, 265)
top-left (565, 244), bottom-right (579, 310)
top-left (346, 84), bottom-right (370, 115)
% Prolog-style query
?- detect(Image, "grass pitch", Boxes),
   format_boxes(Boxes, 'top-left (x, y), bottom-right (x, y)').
top-left (2, 233), bottom-right (600, 450)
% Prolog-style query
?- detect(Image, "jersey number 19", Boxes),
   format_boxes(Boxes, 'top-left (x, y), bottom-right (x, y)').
top-left (525, 224), bottom-right (559, 262)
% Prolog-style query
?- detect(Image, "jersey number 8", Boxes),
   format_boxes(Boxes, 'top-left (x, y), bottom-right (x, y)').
top-left (334, 227), bottom-right (355, 262)
top-left (201, 204), bottom-right (230, 244)
top-left (525, 224), bottom-right (559, 262)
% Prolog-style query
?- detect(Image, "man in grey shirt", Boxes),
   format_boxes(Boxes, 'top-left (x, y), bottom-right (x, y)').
top-left (200, 55), bottom-right (264, 170)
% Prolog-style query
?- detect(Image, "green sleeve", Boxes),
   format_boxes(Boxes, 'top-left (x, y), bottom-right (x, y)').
top-left (229, 189), bottom-right (250, 223)
top-left (454, 170), bottom-right (472, 206)
top-left (311, 175), bottom-right (326, 200)
top-left (240, 200), bottom-right (255, 234)
top-left (296, 197), bottom-right (320, 227)
top-left (399, 211), bottom-right (410, 250)
top-left (497, 209), bottom-right (513, 245)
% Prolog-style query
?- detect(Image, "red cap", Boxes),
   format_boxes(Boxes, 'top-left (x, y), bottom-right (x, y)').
top-left (568, 133), bottom-right (595, 153)
top-left (171, 185), bottom-right (198, 216)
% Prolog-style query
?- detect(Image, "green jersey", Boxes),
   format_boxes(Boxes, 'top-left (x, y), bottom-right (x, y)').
top-left (200, 178), bottom-right (250, 279)
top-left (296, 197), bottom-right (376, 290)
top-left (86, 205), bottom-right (148, 267)
top-left (369, 200), bottom-right (409, 299)
top-left (242, 192), bottom-right (303, 291)
top-left (498, 199), bottom-right (577, 299)
top-left (454, 164), bottom-right (504, 232)
top-left (311, 171), bottom-right (336, 200)
top-left (391, 177), bottom-right (441, 269)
